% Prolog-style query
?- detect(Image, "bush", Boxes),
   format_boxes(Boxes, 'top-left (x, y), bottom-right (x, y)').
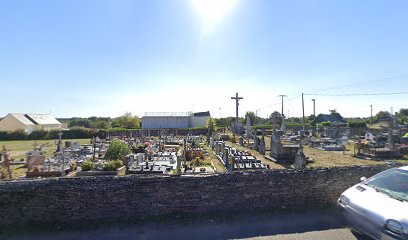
top-left (27, 130), bottom-right (48, 140)
top-left (319, 121), bottom-right (331, 127)
top-left (348, 120), bottom-right (367, 128)
top-left (0, 167), bottom-right (10, 179)
top-left (105, 139), bottom-right (131, 160)
top-left (102, 160), bottom-right (123, 171)
top-left (81, 160), bottom-right (95, 171)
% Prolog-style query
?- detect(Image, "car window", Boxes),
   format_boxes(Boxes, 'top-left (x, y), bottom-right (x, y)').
top-left (365, 169), bottom-right (408, 201)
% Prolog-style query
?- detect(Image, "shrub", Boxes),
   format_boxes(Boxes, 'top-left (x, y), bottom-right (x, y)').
top-left (105, 139), bottom-right (131, 160)
top-left (102, 160), bottom-right (123, 171)
top-left (319, 121), bottom-right (331, 127)
top-left (27, 130), bottom-right (48, 140)
top-left (348, 120), bottom-right (367, 128)
top-left (81, 160), bottom-right (95, 171)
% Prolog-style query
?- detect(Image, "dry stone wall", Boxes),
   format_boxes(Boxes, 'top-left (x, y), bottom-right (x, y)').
top-left (0, 164), bottom-right (396, 228)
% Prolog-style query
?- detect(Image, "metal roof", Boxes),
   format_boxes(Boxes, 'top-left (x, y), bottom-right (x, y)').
top-left (26, 114), bottom-right (60, 125)
top-left (9, 113), bottom-right (35, 125)
top-left (6, 113), bottom-right (60, 126)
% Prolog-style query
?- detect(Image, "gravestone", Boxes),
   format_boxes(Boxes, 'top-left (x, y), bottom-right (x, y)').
top-left (223, 148), bottom-right (230, 169)
top-left (239, 137), bottom-right (244, 146)
top-left (210, 135), bottom-right (214, 149)
top-left (253, 134), bottom-right (259, 151)
top-left (270, 130), bottom-right (299, 163)
top-left (294, 143), bottom-right (307, 170)
top-left (1, 146), bottom-right (12, 179)
top-left (281, 120), bottom-right (286, 133)
top-left (259, 137), bottom-right (265, 155)
top-left (245, 117), bottom-right (253, 138)
top-left (270, 131), bottom-right (283, 158)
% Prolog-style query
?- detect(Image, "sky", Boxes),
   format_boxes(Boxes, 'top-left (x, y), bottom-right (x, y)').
top-left (1, 0), bottom-right (408, 119)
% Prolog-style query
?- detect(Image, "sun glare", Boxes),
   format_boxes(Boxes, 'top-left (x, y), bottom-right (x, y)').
top-left (192, 0), bottom-right (238, 35)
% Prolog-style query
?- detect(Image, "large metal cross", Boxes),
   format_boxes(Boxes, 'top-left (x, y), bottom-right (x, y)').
top-left (231, 92), bottom-right (243, 123)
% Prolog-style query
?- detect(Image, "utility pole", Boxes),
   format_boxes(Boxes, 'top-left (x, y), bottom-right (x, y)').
top-left (312, 99), bottom-right (316, 117)
top-left (58, 131), bottom-right (65, 177)
top-left (370, 105), bottom-right (373, 122)
top-left (302, 93), bottom-right (305, 131)
top-left (219, 108), bottom-right (221, 118)
top-left (278, 95), bottom-right (287, 118)
top-left (231, 92), bottom-right (243, 123)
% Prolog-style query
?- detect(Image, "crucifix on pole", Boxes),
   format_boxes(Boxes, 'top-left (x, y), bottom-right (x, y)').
top-left (231, 92), bottom-right (243, 123)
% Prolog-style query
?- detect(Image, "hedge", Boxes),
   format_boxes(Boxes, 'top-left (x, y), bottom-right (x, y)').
top-left (0, 127), bottom-right (96, 141)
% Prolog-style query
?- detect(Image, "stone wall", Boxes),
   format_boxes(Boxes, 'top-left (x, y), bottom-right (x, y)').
top-left (0, 164), bottom-right (396, 228)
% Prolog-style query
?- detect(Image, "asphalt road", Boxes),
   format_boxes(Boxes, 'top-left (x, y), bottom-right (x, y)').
top-left (3, 208), bottom-right (370, 240)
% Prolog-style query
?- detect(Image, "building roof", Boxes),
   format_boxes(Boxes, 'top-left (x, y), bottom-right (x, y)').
top-left (315, 113), bottom-right (345, 124)
top-left (193, 111), bottom-right (211, 117)
top-left (5, 113), bottom-right (60, 126)
top-left (9, 113), bottom-right (36, 125)
top-left (144, 112), bottom-right (191, 117)
top-left (25, 114), bottom-right (60, 125)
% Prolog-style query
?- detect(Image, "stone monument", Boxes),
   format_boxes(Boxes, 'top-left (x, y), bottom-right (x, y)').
top-left (245, 117), bottom-right (253, 138)
top-left (294, 142), bottom-right (307, 170)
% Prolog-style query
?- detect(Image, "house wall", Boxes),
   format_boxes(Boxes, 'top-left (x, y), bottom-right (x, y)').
top-left (34, 123), bottom-right (62, 131)
top-left (142, 116), bottom-right (191, 129)
top-left (191, 116), bottom-right (210, 128)
top-left (0, 115), bottom-right (34, 133)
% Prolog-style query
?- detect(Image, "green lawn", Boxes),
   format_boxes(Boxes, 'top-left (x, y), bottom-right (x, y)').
top-left (0, 139), bottom-right (91, 159)
top-left (0, 139), bottom-right (91, 179)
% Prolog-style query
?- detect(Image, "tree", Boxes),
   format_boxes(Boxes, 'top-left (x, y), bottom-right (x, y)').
top-left (105, 139), bottom-right (131, 160)
top-left (206, 118), bottom-right (216, 134)
top-left (399, 109), bottom-right (408, 116)
top-left (91, 118), bottom-right (111, 129)
top-left (269, 111), bottom-right (282, 126)
top-left (244, 111), bottom-right (256, 125)
top-left (112, 112), bottom-right (140, 129)
top-left (372, 111), bottom-right (391, 123)
top-left (215, 117), bottom-right (236, 127)
top-left (69, 118), bottom-right (91, 128)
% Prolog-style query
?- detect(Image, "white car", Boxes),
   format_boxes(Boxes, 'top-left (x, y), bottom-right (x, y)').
top-left (338, 166), bottom-right (408, 240)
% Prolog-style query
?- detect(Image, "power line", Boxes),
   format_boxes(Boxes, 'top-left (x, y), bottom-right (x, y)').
top-left (305, 91), bottom-right (408, 96)
top-left (302, 73), bottom-right (408, 94)
top-left (256, 95), bottom-right (301, 111)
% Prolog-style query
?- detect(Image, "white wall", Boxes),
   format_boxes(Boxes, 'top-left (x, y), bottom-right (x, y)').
top-left (191, 116), bottom-right (210, 128)
top-left (35, 124), bottom-right (62, 131)
top-left (0, 115), bottom-right (34, 133)
top-left (142, 116), bottom-right (191, 129)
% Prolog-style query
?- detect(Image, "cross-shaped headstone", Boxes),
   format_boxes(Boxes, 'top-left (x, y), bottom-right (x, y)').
top-left (231, 92), bottom-right (243, 123)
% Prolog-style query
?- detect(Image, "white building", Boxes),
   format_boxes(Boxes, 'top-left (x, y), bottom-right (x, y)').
top-left (0, 113), bottom-right (61, 134)
top-left (142, 111), bottom-right (211, 129)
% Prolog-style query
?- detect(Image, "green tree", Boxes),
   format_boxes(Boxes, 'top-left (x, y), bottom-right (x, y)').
top-left (269, 111), bottom-right (282, 126)
top-left (399, 109), bottom-right (408, 116)
top-left (372, 111), bottom-right (391, 123)
top-left (112, 112), bottom-right (140, 129)
top-left (244, 111), bottom-right (256, 125)
top-left (105, 139), bottom-right (132, 160)
top-left (206, 117), bottom-right (216, 134)
top-left (91, 118), bottom-right (111, 129)
top-left (69, 118), bottom-right (91, 128)
top-left (215, 117), bottom-right (235, 127)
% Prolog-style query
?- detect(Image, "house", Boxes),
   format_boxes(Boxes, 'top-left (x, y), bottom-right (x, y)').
top-left (314, 112), bottom-right (347, 126)
top-left (142, 111), bottom-right (211, 129)
top-left (0, 113), bottom-right (61, 134)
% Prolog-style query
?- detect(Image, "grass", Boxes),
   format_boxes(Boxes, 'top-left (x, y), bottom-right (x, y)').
top-left (304, 145), bottom-right (383, 168)
top-left (0, 139), bottom-right (91, 159)
top-left (0, 139), bottom-right (90, 179)
top-left (225, 135), bottom-right (395, 169)
top-left (203, 144), bottom-right (226, 173)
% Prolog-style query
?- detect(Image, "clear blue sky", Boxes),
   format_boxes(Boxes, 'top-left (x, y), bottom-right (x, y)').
top-left (1, 0), bottom-right (408, 118)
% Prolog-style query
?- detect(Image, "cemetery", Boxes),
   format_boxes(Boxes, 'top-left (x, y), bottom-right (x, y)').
top-left (1, 92), bottom-right (407, 180)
